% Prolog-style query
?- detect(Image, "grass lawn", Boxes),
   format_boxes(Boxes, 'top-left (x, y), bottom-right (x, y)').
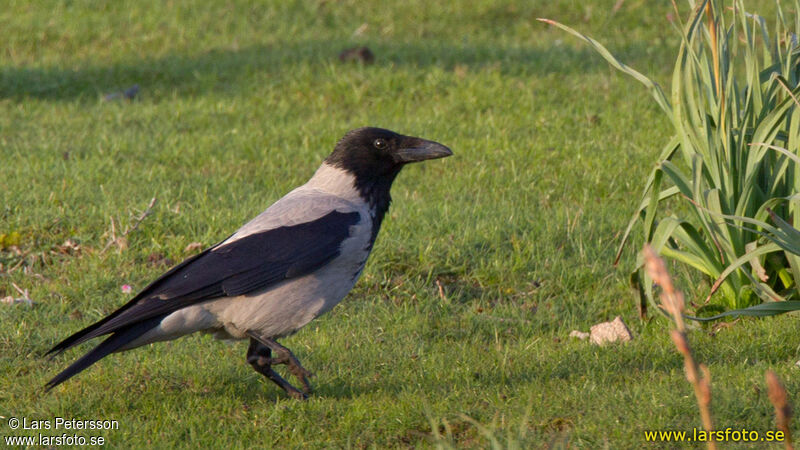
top-left (2, 0), bottom-right (799, 447)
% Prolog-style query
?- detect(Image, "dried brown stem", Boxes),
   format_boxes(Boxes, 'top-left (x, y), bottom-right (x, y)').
top-left (100, 197), bottom-right (157, 254)
top-left (644, 244), bottom-right (716, 450)
top-left (766, 371), bottom-right (794, 450)
top-left (11, 282), bottom-right (29, 299)
top-left (435, 279), bottom-right (448, 303)
top-left (642, 245), bottom-right (685, 330)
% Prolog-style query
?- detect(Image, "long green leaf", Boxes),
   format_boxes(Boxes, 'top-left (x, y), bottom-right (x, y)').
top-left (685, 300), bottom-right (800, 321)
top-left (536, 18), bottom-right (672, 115)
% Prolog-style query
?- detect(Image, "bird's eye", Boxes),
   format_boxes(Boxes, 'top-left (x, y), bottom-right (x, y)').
top-left (373, 138), bottom-right (388, 150)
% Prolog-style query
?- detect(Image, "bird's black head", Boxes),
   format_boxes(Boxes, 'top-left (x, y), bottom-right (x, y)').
top-left (326, 127), bottom-right (452, 180)
top-left (325, 127), bottom-right (452, 227)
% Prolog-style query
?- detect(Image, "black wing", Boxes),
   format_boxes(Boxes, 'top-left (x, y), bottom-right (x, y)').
top-left (48, 210), bottom-right (361, 356)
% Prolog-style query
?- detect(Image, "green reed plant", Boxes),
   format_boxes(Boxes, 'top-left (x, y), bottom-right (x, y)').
top-left (541, 0), bottom-right (800, 318)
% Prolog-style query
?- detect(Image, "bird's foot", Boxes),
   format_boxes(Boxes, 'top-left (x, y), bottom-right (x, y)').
top-left (263, 368), bottom-right (308, 400)
top-left (264, 342), bottom-right (313, 394)
top-left (246, 334), bottom-right (313, 397)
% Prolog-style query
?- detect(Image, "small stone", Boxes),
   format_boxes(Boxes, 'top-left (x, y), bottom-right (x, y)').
top-left (589, 316), bottom-right (633, 345)
top-left (569, 330), bottom-right (590, 340)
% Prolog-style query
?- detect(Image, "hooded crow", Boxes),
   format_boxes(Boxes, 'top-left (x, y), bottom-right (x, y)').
top-left (46, 127), bottom-right (452, 399)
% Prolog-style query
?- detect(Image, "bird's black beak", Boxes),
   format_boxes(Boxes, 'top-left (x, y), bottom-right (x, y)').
top-left (394, 138), bottom-right (453, 164)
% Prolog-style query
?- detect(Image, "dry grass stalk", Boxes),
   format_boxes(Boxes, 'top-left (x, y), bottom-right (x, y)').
top-left (766, 370), bottom-right (794, 450)
top-left (100, 197), bottom-right (157, 254)
top-left (435, 279), bottom-right (448, 303)
top-left (643, 244), bottom-right (716, 450)
top-left (643, 244), bottom-right (685, 329)
top-left (11, 282), bottom-right (30, 300)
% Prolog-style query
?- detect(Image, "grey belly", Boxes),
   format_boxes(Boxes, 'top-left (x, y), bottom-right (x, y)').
top-left (119, 259), bottom-right (364, 350)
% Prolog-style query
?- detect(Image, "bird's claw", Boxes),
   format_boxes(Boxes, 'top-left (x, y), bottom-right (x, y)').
top-left (283, 356), bottom-right (313, 394)
top-left (247, 335), bottom-right (314, 398)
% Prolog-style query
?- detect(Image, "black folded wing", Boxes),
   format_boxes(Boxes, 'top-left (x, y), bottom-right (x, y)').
top-left (47, 210), bottom-right (361, 356)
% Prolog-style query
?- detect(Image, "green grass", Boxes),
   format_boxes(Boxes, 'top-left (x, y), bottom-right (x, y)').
top-left (1, 0), bottom-right (799, 448)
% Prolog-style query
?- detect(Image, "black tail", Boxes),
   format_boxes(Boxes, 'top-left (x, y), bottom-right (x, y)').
top-left (45, 298), bottom-right (159, 359)
top-left (45, 317), bottom-right (162, 391)
top-left (46, 318), bottom-right (118, 358)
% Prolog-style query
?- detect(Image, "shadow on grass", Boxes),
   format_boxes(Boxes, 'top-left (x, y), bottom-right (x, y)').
top-left (32, 324), bottom-right (800, 408)
top-left (0, 39), bottom-right (671, 101)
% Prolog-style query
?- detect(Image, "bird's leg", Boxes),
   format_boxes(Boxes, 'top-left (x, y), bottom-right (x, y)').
top-left (246, 338), bottom-right (307, 400)
top-left (246, 331), bottom-right (313, 395)
top-left (262, 338), bottom-right (314, 394)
